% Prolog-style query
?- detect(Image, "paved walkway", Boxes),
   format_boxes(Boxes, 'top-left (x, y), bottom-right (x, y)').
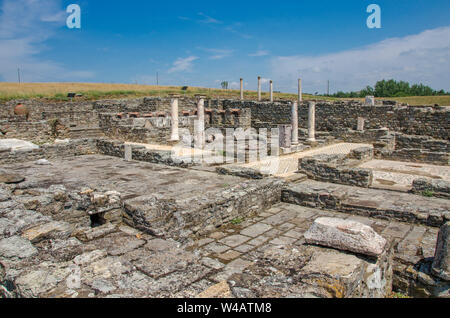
top-left (193, 202), bottom-right (438, 284)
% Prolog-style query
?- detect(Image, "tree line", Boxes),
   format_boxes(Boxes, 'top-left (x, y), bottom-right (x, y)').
top-left (328, 79), bottom-right (449, 98)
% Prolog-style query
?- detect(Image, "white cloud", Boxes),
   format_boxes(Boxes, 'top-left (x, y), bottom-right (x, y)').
top-left (271, 26), bottom-right (450, 93)
top-left (168, 56), bottom-right (199, 73)
top-left (249, 50), bottom-right (269, 57)
top-left (0, 0), bottom-right (94, 82)
top-left (260, 78), bottom-right (271, 85)
top-left (197, 12), bottom-right (222, 24)
top-left (229, 81), bottom-right (240, 89)
top-left (198, 48), bottom-right (234, 60)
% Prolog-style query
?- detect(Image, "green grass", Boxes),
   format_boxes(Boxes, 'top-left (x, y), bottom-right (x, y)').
top-left (390, 292), bottom-right (411, 299)
top-left (422, 190), bottom-right (435, 197)
top-left (231, 217), bottom-right (244, 225)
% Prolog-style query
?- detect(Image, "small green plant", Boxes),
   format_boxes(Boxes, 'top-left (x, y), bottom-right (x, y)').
top-left (422, 190), bottom-right (434, 197)
top-left (231, 217), bottom-right (243, 225)
top-left (391, 292), bottom-right (411, 299)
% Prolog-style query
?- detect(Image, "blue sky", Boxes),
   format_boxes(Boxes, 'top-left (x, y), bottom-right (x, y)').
top-left (1, 0), bottom-right (449, 93)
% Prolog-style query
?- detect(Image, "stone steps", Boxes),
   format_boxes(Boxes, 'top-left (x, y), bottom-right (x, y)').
top-left (281, 180), bottom-right (450, 228)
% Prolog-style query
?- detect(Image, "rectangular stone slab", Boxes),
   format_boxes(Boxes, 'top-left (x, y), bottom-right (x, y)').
top-left (304, 217), bottom-right (387, 257)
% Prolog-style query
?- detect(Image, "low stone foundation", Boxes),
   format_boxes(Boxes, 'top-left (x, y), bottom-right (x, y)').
top-left (122, 178), bottom-right (286, 240)
top-left (0, 139), bottom-right (97, 164)
top-left (299, 147), bottom-right (374, 188)
top-left (96, 139), bottom-right (195, 168)
top-left (411, 179), bottom-right (450, 199)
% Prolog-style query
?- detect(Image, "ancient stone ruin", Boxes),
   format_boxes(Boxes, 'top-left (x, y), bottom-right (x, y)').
top-left (0, 92), bottom-right (449, 298)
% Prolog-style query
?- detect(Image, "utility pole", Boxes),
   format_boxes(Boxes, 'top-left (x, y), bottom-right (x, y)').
top-left (17, 68), bottom-right (21, 84)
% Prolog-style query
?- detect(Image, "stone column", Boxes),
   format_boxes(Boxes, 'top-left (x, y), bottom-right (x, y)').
top-left (298, 78), bottom-right (303, 104)
top-left (278, 125), bottom-right (292, 149)
top-left (240, 78), bottom-right (244, 100)
top-left (270, 80), bottom-right (273, 102)
top-left (170, 97), bottom-right (180, 141)
top-left (291, 101), bottom-right (299, 145)
top-left (357, 117), bottom-right (365, 132)
top-left (257, 76), bottom-right (262, 101)
top-left (196, 96), bottom-right (205, 148)
top-left (307, 101), bottom-right (316, 142)
top-left (124, 144), bottom-right (132, 161)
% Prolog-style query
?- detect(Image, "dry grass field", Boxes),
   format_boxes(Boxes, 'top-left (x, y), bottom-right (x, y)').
top-left (0, 82), bottom-right (305, 102)
top-left (1, 82), bottom-right (449, 106)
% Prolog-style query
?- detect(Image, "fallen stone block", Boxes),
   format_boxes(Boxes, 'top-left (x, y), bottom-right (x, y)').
top-left (196, 281), bottom-right (232, 298)
top-left (21, 221), bottom-right (73, 243)
top-left (75, 223), bottom-right (117, 242)
top-left (432, 222), bottom-right (449, 281)
top-left (304, 217), bottom-right (387, 257)
top-left (0, 172), bottom-right (25, 184)
top-left (0, 236), bottom-right (37, 259)
top-left (35, 159), bottom-right (52, 166)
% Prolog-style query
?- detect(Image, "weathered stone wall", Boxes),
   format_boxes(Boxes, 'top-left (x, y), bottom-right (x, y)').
top-left (2, 100), bottom-right (94, 122)
top-left (385, 134), bottom-right (450, 165)
top-left (411, 179), bottom-right (450, 199)
top-left (98, 108), bottom-right (251, 144)
top-left (0, 120), bottom-right (70, 144)
top-left (304, 103), bottom-right (449, 140)
top-left (299, 149), bottom-right (374, 188)
top-left (41, 111), bottom-right (99, 128)
top-left (122, 178), bottom-right (287, 240)
top-left (96, 139), bottom-right (195, 168)
top-left (223, 100), bottom-right (449, 140)
top-left (4, 98), bottom-right (448, 139)
top-left (0, 139), bottom-right (97, 164)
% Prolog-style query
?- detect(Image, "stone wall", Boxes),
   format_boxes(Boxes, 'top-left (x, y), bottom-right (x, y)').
top-left (2, 100), bottom-right (94, 122)
top-left (411, 179), bottom-right (450, 199)
top-left (386, 134), bottom-right (450, 165)
top-left (299, 148), bottom-right (374, 188)
top-left (0, 139), bottom-right (97, 164)
top-left (0, 118), bottom-right (73, 144)
top-left (4, 98), bottom-right (448, 139)
top-left (223, 100), bottom-right (449, 140)
top-left (98, 108), bottom-right (251, 144)
top-left (122, 178), bottom-right (286, 240)
top-left (96, 139), bottom-right (195, 168)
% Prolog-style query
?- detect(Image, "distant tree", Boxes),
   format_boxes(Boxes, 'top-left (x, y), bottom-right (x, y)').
top-left (328, 79), bottom-right (449, 98)
top-left (221, 81), bottom-right (229, 90)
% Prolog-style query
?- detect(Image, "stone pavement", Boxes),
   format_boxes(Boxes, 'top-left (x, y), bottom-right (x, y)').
top-left (192, 202), bottom-right (448, 297)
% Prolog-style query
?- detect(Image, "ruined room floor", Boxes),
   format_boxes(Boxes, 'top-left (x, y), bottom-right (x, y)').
top-left (192, 202), bottom-right (439, 287)
top-left (360, 159), bottom-right (450, 190)
top-left (2, 154), bottom-right (245, 201)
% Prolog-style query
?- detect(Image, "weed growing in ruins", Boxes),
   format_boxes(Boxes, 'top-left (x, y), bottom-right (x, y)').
top-left (231, 218), bottom-right (243, 225)
top-left (422, 190), bottom-right (435, 197)
top-left (390, 292), bottom-right (411, 299)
